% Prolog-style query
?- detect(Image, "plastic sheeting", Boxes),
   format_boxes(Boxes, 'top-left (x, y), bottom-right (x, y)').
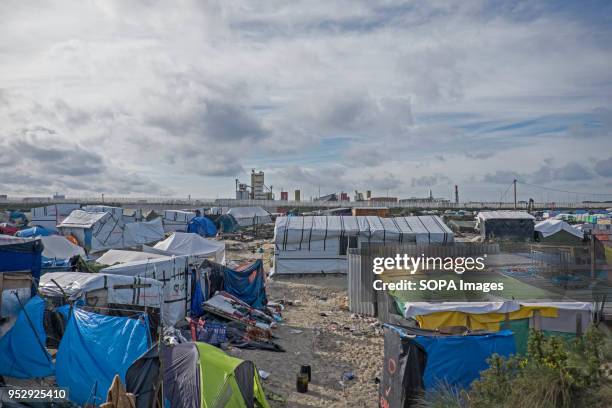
top-left (40, 235), bottom-right (85, 261)
top-left (95, 249), bottom-right (168, 265)
top-left (224, 259), bottom-right (267, 309)
top-left (146, 232), bottom-right (225, 263)
top-left (227, 207), bottom-right (272, 227)
top-left (126, 346), bottom-right (160, 408)
top-left (535, 219), bottom-right (584, 239)
top-left (0, 238), bottom-right (42, 295)
top-left (414, 329), bottom-right (516, 389)
top-left (187, 216), bottom-right (217, 237)
top-left (15, 226), bottom-right (55, 237)
top-left (402, 301), bottom-right (521, 319)
top-left (0, 296), bottom-right (54, 378)
top-left (55, 308), bottom-right (150, 406)
top-left (31, 203), bottom-right (80, 229)
top-left (162, 210), bottom-right (196, 233)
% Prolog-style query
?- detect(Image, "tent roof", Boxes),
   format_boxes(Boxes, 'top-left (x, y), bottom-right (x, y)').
top-left (151, 232), bottom-right (225, 257)
top-left (40, 235), bottom-right (85, 260)
top-left (57, 210), bottom-right (109, 228)
top-left (39, 271), bottom-right (162, 299)
top-left (477, 211), bottom-right (535, 221)
top-left (227, 207), bottom-right (270, 218)
top-left (535, 219), bottom-right (584, 239)
top-left (95, 249), bottom-right (169, 265)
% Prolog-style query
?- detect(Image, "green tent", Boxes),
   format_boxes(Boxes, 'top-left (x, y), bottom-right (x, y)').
top-left (162, 341), bottom-right (270, 408)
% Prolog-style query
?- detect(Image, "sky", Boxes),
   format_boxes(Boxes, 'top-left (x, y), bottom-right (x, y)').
top-left (1, 0), bottom-right (611, 202)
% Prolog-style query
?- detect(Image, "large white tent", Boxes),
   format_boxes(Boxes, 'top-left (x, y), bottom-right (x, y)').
top-left (39, 272), bottom-right (163, 312)
top-left (227, 207), bottom-right (272, 227)
top-left (273, 215), bottom-right (454, 274)
top-left (101, 255), bottom-right (190, 325)
top-left (143, 232), bottom-right (225, 263)
top-left (535, 219), bottom-right (583, 240)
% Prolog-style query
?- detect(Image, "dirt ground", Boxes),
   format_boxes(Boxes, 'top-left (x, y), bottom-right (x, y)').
top-left (224, 255), bottom-right (384, 408)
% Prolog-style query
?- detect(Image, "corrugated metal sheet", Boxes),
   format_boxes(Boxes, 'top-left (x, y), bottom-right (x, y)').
top-left (347, 249), bottom-right (376, 316)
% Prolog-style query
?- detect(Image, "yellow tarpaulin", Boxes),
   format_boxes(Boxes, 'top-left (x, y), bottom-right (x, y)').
top-left (415, 306), bottom-right (558, 331)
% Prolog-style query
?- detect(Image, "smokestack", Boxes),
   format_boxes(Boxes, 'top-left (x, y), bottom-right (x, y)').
top-left (455, 185), bottom-right (459, 204)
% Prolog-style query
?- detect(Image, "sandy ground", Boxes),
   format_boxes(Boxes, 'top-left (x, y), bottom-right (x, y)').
top-left (223, 251), bottom-right (384, 408)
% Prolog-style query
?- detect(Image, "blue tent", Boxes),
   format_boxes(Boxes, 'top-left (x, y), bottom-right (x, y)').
top-left (56, 308), bottom-right (151, 406)
top-left (187, 216), bottom-right (217, 237)
top-left (223, 259), bottom-right (267, 309)
top-left (0, 296), bottom-right (54, 378)
top-left (215, 214), bottom-right (240, 233)
top-left (16, 225), bottom-right (55, 237)
top-left (0, 238), bottom-right (43, 294)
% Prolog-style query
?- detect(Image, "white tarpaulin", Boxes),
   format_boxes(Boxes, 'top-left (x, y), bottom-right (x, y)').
top-left (402, 301), bottom-right (521, 319)
top-left (227, 207), bottom-right (272, 227)
top-left (476, 211), bottom-right (535, 221)
top-left (535, 219), bottom-right (584, 239)
top-left (162, 210), bottom-right (196, 233)
top-left (144, 232), bottom-right (225, 263)
top-left (101, 256), bottom-right (190, 325)
top-left (95, 249), bottom-right (168, 266)
top-left (31, 203), bottom-right (81, 229)
top-left (40, 235), bottom-right (85, 260)
top-left (124, 218), bottom-right (165, 245)
top-left (39, 272), bottom-right (163, 311)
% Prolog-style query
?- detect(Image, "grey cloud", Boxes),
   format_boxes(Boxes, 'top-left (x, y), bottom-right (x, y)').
top-left (411, 174), bottom-right (451, 188)
top-left (594, 157), bottom-right (612, 177)
top-left (530, 162), bottom-right (592, 183)
top-left (483, 171), bottom-right (521, 184)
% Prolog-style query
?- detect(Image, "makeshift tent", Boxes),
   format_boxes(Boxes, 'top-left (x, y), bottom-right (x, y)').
top-left (83, 205), bottom-right (124, 218)
top-left (215, 214), bottom-right (240, 233)
top-left (227, 207), bottom-right (272, 227)
top-left (15, 225), bottom-right (55, 237)
top-left (39, 272), bottom-right (163, 312)
top-left (126, 346), bottom-right (160, 408)
top-left (0, 296), bottom-right (54, 378)
top-left (101, 256), bottom-right (190, 325)
top-left (56, 307), bottom-right (150, 406)
top-left (476, 211), bottom-right (535, 240)
top-left (187, 216), bottom-right (218, 237)
top-left (40, 235), bottom-right (85, 262)
top-left (122, 208), bottom-right (143, 223)
top-left (162, 341), bottom-right (270, 408)
top-left (380, 325), bottom-right (515, 407)
top-left (162, 210), bottom-right (196, 233)
top-left (0, 237), bottom-right (42, 312)
top-left (96, 249), bottom-right (168, 266)
top-left (30, 203), bottom-right (80, 229)
top-left (224, 259), bottom-right (267, 309)
top-left (58, 210), bottom-right (164, 253)
top-left (273, 215), bottom-right (454, 274)
top-left (535, 219), bottom-right (584, 243)
top-left (144, 232), bottom-right (225, 263)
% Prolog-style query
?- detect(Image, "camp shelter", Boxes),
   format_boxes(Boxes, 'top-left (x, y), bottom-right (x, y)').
top-left (162, 341), bottom-right (270, 408)
top-left (96, 249), bottom-right (168, 265)
top-left (0, 237), bottom-right (42, 320)
top-left (224, 259), bottom-right (267, 309)
top-left (40, 235), bottom-right (85, 263)
top-left (144, 232), bottom-right (225, 263)
top-left (39, 272), bottom-right (163, 313)
top-left (227, 207), bottom-right (272, 227)
top-left (101, 255), bottom-right (190, 325)
top-left (58, 210), bottom-right (164, 253)
top-left (55, 307), bottom-right (150, 406)
top-left (187, 216), bottom-right (218, 237)
top-left (273, 215), bottom-right (454, 274)
top-left (163, 210), bottom-right (197, 233)
top-left (214, 214), bottom-right (241, 233)
top-left (122, 208), bottom-right (143, 223)
top-left (83, 204), bottom-right (124, 218)
top-left (15, 225), bottom-right (55, 237)
top-left (126, 346), bottom-right (161, 408)
top-left (476, 211), bottom-right (535, 240)
top-left (30, 203), bottom-right (80, 229)
top-left (535, 219), bottom-right (584, 244)
top-left (380, 324), bottom-right (515, 407)
top-left (0, 296), bottom-right (54, 378)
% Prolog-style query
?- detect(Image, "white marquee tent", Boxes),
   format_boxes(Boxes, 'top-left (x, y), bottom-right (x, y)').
top-left (143, 232), bottom-right (225, 263)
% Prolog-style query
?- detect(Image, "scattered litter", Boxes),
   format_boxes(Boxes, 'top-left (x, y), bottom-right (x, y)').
top-left (342, 371), bottom-right (355, 381)
top-left (258, 369), bottom-right (270, 380)
top-left (289, 329), bottom-right (303, 334)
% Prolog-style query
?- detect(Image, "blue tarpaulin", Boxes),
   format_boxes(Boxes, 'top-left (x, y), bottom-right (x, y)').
top-left (223, 259), bottom-right (267, 309)
top-left (0, 239), bottom-right (43, 295)
top-left (191, 271), bottom-right (205, 316)
top-left (16, 226), bottom-right (55, 237)
top-left (187, 216), bottom-right (217, 237)
top-left (414, 330), bottom-right (516, 389)
top-left (56, 308), bottom-right (151, 406)
top-left (0, 296), bottom-right (54, 378)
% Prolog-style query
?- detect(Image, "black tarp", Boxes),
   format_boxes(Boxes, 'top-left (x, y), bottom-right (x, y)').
top-left (161, 343), bottom-right (200, 408)
top-left (126, 346), bottom-right (160, 408)
top-left (234, 361), bottom-right (255, 408)
top-left (380, 326), bottom-right (427, 408)
top-left (481, 219), bottom-right (534, 241)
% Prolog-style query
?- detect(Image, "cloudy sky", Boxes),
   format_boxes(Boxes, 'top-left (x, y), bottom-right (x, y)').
top-left (1, 0), bottom-right (611, 201)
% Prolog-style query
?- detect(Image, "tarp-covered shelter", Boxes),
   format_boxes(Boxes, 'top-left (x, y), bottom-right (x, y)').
top-left (126, 346), bottom-right (160, 408)
top-left (0, 296), bottom-right (54, 378)
top-left (163, 210), bottom-right (196, 233)
top-left (30, 203), bottom-right (80, 229)
top-left (144, 232), bottom-right (225, 264)
top-left (40, 235), bottom-right (85, 263)
top-left (15, 225), bottom-right (55, 237)
top-left (380, 325), bottom-right (515, 407)
top-left (273, 215), bottom-right (454, 274)
top-left (83, 205), bottom-right (124, 218)
top-left (162, 341), bottom-right (270, 408)
top-left (227, 207), bottom-right (272, 227)
top-left (56, 307), bottom-right (150, 406)
top-left (535, 219), bottom-right (584, 244)
top-left (224, 259), bottom-right (267, 309)
top-left (0, 237), bottom-right (42, 317)
top-left (58, 210), bottom-right (164, 253)
top-left (39, 272), bottom-right (163, 312)
top-left (101, 256), bottom-right (190, 325)
top-left (214, 214), bottom-right (240, 233)
top-left (187, 216), bottom-right (217, 237)
top-left (476, 211), bottom-right (535, 240)
top-left (96, 249), bottom-right (168, 266)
